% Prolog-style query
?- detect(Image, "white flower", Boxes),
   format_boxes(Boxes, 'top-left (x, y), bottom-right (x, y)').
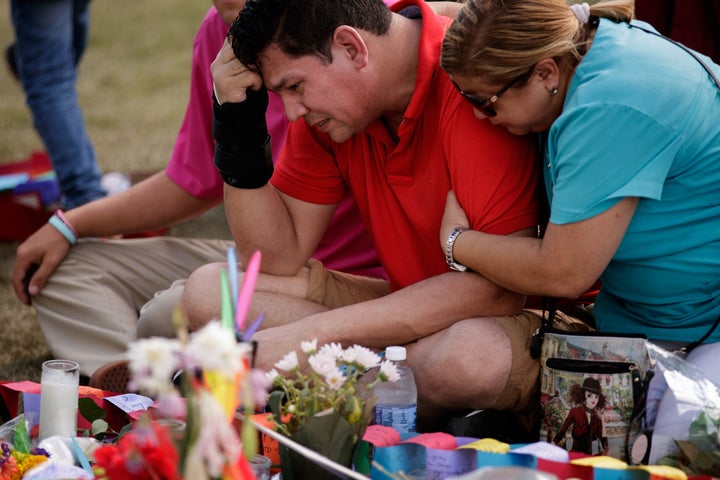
top-left (187, 321), bottom-right (248, 380)
top-left (318, 342), bottom-right (343, 359)
top-left (127, 337), bottom-right (183, 396)
top-left (324, 369), bottom-right (346, 391)
top-left (300, 338), bottom-right (318, 355)
top-left (378, 360), bottom-right (401, 383)
top-left (342, 345), bottom-right (381, 370)
top-left (266, 368), bottom-right (282, 384)
top-left (275, 350), bottom-right (299, 372)
top-left (308, 350), bottom-right (339, 377)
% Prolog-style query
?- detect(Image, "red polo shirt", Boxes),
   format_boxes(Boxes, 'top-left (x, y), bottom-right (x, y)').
top-left (271, 0), bottom-right (539, 290)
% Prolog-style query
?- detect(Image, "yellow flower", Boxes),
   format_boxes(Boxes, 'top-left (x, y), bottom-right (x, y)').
top-left (11, 451), bottom-right (48, 477)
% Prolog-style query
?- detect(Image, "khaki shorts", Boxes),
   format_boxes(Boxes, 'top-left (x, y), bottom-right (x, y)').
top-left (305, 258), bottom-right (391, 308)
top-left (491, 311), bottom-right (542, 416)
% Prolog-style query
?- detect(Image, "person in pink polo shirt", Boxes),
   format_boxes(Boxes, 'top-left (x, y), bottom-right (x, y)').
top-left (11, 0), bottom-right (384, 378)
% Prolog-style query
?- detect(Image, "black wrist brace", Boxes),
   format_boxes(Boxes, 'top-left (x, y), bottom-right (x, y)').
top-left (212, 87), bottom-right (273, 189)
top-left (214, 136), bottom-right (273, 189)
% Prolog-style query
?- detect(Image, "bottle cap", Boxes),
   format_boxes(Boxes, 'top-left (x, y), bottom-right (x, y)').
top-left (385, 346), bottom-right (407, 361)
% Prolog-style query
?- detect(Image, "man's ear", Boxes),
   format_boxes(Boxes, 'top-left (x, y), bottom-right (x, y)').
top-left (333, 26), bottom-right (368, 69)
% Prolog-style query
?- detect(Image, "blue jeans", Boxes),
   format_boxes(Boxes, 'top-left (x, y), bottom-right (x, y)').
top-left (11, 0), bottom-right (106, 209)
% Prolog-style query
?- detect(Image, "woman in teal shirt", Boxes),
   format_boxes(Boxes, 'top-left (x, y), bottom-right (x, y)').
top-left (438, 0), bottom-right (720, 462)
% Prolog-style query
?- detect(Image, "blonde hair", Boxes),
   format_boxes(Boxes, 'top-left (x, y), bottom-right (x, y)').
top-left (441, 0), bottom-right (634, 85)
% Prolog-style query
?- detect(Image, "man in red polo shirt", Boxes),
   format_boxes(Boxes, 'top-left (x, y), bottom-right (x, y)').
top-left (182, 0), bottom-right (542, 432)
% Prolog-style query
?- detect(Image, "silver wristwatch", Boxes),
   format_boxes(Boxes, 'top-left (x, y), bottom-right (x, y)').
top-left (445, 227), bottom-right (468, 272)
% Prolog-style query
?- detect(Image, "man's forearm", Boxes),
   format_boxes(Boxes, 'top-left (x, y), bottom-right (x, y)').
top-left (304, 271), bottom-right (525, 348)
top-left (223, 183), bottom-right (320, 275)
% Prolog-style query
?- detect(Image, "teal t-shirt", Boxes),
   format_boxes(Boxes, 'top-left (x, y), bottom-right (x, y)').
top-left (544, 19), bottom-right (720, 343)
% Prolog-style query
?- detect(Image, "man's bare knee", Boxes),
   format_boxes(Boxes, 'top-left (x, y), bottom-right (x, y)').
top-left (181, 262), bottom-right (225, 331)
top-left (182, 262), bottom-right (314, 331)
top-left (410, 318), bottom-right (512, 410)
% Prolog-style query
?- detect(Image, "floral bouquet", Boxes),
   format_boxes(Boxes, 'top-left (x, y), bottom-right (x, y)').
top-left (265, 339), bottom-right (399, 479)
top-left (90, 317), bottom-right (268, 480)
top-left (0, 435), bottom-right (50, 479)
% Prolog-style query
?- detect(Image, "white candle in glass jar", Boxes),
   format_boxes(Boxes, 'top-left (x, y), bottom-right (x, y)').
top-left (39, 360), bottom-right (80, 440)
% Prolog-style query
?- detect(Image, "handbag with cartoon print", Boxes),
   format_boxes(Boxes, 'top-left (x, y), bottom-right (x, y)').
top-left (538, 329), bottom-right (652, 461)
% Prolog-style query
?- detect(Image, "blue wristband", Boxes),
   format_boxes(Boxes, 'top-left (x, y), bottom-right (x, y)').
top-left (48, 214), bottom-right (78, 245)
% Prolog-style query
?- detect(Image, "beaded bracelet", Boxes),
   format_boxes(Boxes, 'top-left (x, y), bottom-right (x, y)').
top-left (48, 210), bottom-right (78, 245)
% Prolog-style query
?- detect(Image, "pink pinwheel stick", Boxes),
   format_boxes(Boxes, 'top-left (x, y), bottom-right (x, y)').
top-left (235, 250), bottom-right (261, 331)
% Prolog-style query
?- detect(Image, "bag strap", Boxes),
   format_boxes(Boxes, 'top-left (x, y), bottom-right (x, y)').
top-left (628, 22), bottom-right (720, 91)
top-left (534, 296), bottom-right (720, 357)
top-left (677, 314), bottom-right (720, 355)
top-left (529, 297), bottom-right (557, 359)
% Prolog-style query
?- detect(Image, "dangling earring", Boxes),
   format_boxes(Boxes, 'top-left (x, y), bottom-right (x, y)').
top-left (550, 87), bottom-right (559, 97)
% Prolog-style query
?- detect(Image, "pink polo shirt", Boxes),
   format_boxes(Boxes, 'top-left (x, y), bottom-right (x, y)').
top-left (165, 7), bottom-right (385, 279)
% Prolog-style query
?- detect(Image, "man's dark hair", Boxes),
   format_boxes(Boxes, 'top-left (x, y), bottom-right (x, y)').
top-left (228, 0), bottom-right (392, 70)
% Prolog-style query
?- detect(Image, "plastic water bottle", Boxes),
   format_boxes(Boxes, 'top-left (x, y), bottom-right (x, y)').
top-left (373, 346), bottom-right (417, 433)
